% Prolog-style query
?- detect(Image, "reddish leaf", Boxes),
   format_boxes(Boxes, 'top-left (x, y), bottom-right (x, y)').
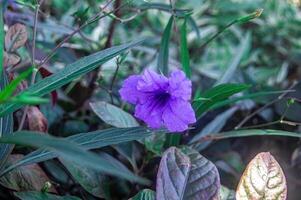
top-left (5, 23), bottom-right (28, 52)
top-left (26, 106), bottom-right (48, 133)
top-left (38, 67), bottom-right (58, 106)
top-left (3, 52), bottom-right (20, 68)
top-left (0, 154), bottom-right (56, 193)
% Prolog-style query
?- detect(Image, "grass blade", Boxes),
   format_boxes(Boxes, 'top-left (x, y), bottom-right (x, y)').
top-left (157, 16), bottom-right (173, 75)
top-left (180, 18), bottom-right (191, 78)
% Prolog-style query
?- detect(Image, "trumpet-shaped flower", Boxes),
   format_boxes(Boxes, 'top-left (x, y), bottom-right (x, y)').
top-left (119, 69), bottom-right (196, 132)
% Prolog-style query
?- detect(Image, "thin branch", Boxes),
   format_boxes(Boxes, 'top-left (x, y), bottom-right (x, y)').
top-left (18, 0), bottom-right (43, 131)
top-left (235, 82), bottom-right (298, 129)
top-left (37, 0), bottom-right (116, 67)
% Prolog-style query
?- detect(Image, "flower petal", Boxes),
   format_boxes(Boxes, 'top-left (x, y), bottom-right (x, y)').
top-left (168, 70), bottom-right (192, 101)
top-left (137, 69), bottom-right (168, 92)
top-left (119, 75), bottom-right (142, 104)
top-left (135, 100), bottom-right (163, 129)
top-left (162, 99), bottom-right (196, 132)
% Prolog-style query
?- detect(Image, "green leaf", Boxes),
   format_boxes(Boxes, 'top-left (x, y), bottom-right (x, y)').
top-left (131, 189), bottom-right (155, 200)
top-left (157, 16), bottom-right (173, 75)
top-left (237, 9), bottom-right (263, 23)
top-left (190, 107), bottom-right (238, 151)
top-left (14, 191), bottom-right (80, 200)
top-left (215, 32), bottom-right (251, 85)
top-left (143, 132), bottom-right (166, 156)
top-left (0, 132), bottom-right (150, 185)
top-left (165, 134), bottom-right (181, 147)
top-left (0, 127), bottom-right (153, 176)
top-left (90, 101), bottom-right (138, 128)
top-left (0, 38), bottom-right (145, 117)
top-left (0, 67), bottom-right (33, 103)
top-left (193, 83), bottom-right (250, 117)
top-left (113, 142), bottom-right (137, 169)
top-left (0, 71), bottom-right (14, 172)
top-left (9, 93), bottom-right (49, 105)
top-left (201, 129), bottom-right (301, 141)
top-left (59, 158), bottom-right (106, 198)
top-left (180, 18), bottom-right (191, 78)
top-left (156, 147), bottom-right (221, 200)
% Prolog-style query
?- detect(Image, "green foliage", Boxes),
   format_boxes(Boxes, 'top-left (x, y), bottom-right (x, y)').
top-left (0, 131), bottom-right (149, 184)
top-left (1, 0), bottom-right (301, 199)
top-left (0, 127), bottom-right (154, 176)
top-left (0, 39), bottom-right (145, 117)
top-left (157, 16), bottom-right (173, 75)
top-left (131, 189), bottom-right (155, 200)
top-left (179, 18), bottom-right (191, 78)
top-left (193, 83), bottom-right (250, 117)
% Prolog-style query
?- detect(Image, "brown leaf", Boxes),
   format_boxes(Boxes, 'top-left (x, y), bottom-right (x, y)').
top-left (0, 154), bottom-right (56, 193)
top-left (5, 23), bottom-right (28, 52)
top-left (236, 152), bottom-right (287, 200)
top-left (3, 52), bottom-right (20, 67)
top-left (27, 106), bottom-right (48, 133)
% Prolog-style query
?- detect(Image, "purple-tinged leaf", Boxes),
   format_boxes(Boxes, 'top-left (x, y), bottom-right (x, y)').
top-left (156, 147), bottom-right (221, 200)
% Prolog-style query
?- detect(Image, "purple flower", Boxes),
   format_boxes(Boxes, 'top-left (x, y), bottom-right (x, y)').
top-left (119, 69), bottom-right (196, 132)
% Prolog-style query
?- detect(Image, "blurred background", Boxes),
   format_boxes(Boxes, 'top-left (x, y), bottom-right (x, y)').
top-left (3, 0), bottom-right (301, 199)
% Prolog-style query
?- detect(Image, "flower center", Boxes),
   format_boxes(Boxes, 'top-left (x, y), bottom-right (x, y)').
top-left (154, 91), bottom-right (171, 107)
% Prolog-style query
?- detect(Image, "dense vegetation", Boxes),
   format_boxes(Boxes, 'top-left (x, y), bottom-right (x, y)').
top-left (0, 0), bottom-right (301, 199)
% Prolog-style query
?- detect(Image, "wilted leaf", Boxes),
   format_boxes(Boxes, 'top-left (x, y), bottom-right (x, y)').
top-left (90, 101), bottom-right (139, 128)
top-left (156, 147), bottom-right (220, 200)
top-left (236, 152), bottom-right (287, 200)
top-left (5, 23), bottom-right (28, 52)
top-left (130, 189), bottom-right (155, 200)
top-left (0, 154), bottom-right (55, 192)
top-left (14, 191), bottom-right (80, 200)
top-left (27, 106), bottom-right (48, 133)
top-left (3, 52), bottom-right (20, 67)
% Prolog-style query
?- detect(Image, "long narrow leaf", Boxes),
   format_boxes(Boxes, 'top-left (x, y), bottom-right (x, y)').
top-left (0, 67), bottom-right (32, 102)
top-left (0, 131), bottom-right (150, 184)
top-left (180, 18), bottom-right (191, 78)
top-left (0, 38), bottom-right (145, 117)
top-left (201, 129), bottom-right (301, 141)
top-left (0, 127), bottom-right (153, 176)
top-left (193, 83), bottom-right (250, 117)
top-left (215, 32), bottom-right (250, 85)
top-left (157, 16), bottom-right (173, 75)
top-left (0, 71), bottom-right (13, 172)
